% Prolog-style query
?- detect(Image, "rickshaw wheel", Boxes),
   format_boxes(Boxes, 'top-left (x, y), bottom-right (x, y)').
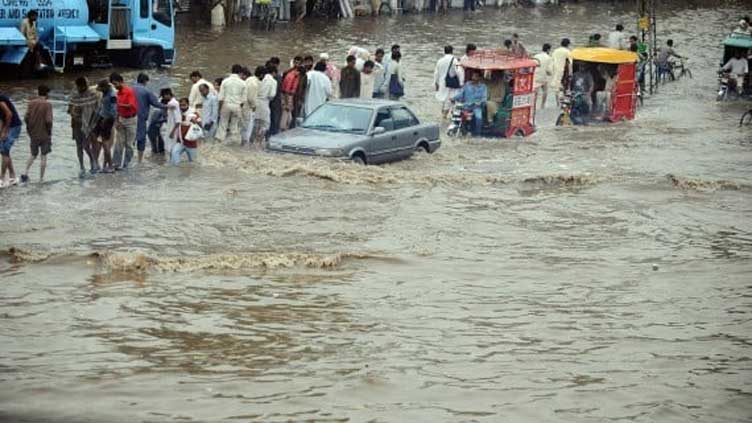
top-left (741, 110), bottom-right (752, 127)
top-left (514, 129), bottom-right (526, 138)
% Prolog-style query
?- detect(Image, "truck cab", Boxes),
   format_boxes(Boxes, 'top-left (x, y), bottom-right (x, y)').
top-left (88, 0), bottom-right (175, 67)
top-left (0, 0), bottom-right (175, 75)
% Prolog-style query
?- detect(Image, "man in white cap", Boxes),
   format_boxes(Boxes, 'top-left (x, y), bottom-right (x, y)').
top-left (320, 53), bottom-right (340, 99)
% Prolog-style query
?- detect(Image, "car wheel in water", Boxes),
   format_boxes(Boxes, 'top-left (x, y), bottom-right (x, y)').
top-left (351, 154), bottom-right (366, 165)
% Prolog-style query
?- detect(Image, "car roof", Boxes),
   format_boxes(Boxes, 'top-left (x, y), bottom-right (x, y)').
top-left (327, 98), bottom-right (405, 109)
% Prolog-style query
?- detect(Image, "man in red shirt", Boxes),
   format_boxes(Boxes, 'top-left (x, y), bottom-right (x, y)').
top-left (109, 72), bottom-right (138, 170)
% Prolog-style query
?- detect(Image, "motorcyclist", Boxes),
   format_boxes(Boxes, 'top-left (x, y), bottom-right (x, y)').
top-left (451, 70), bottom-right (488, 136)
top-left (721, 51), bottom-right (749, 97)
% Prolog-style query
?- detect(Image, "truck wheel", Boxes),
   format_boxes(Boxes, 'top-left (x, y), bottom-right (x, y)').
top-left (140, 48), bottom-right (162, 69)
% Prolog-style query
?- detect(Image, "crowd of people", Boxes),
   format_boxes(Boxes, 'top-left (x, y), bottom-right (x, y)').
top-left (0, 44), bottom-right (409, 187)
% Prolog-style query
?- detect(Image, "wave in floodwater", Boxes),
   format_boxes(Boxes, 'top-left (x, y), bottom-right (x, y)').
top-left (666, 174), bottom-right (752, 192)
top-left (202, 145), bottom-right (752, 194)
top-left (199, 143), bottom-right (612, 188)
top-left (2, 247), bottom-right (389, 273)
top-left (521, 174), bottom-right (603, 187)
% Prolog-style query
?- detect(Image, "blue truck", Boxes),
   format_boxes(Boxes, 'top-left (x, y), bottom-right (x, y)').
top-left (0, 0), bottom-right (175, 75)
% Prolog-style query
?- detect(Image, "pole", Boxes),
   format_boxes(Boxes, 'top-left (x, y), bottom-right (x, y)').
top-left (651, 0), bottom-right (657, 94)
top-left (638, 0), bottom-right (658, 95)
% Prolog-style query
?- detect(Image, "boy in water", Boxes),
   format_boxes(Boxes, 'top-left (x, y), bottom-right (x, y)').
top-left (92, 79), bottom-right (117, 172)
top-left (21, 85), bottom-right (53, 183)
top-left (171, 97), bottom-right (200, 164)
top-left (0, 93), bottom-right (22, 187)
top-left (69, 77), bottom-right (99, 175)
top-left (161, 88), bottom-right (181, 159)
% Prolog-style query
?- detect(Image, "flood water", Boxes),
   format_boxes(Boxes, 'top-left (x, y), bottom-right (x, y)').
top-left (2, 1), bottom-right (752, 422)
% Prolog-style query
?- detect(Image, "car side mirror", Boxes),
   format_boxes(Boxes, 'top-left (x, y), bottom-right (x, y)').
top-left (296, 117), bottom-right (304, 126)
top-left (371, 126), bottom-right (386, 136)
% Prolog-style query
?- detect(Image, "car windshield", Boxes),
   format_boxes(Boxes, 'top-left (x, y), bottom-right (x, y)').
top-left (302, 104), bottom-right (373, 134)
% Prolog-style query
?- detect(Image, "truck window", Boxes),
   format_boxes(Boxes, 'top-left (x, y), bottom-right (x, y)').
top-left (140, 0), bottom-right (148, 17)
top-left (153, 0), bottom-right (172, 26)
top-left (88, 0), bottom-right (109, 23)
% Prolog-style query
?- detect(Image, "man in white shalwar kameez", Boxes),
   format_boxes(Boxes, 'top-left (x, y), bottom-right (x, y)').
top-left (304, 62), bottom-right (332, 117)
top-left (533, 43), bottom-right (554, 109)
top-left (434, 45), bottom-right (464, 119)
top-left (550, 38), bottom-right (572, 104)
top-left (240, 67), bottom-right (259, 146)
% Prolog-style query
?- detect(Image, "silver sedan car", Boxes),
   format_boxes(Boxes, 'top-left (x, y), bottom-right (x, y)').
top-left (267, 99), bottom-right (441, 165)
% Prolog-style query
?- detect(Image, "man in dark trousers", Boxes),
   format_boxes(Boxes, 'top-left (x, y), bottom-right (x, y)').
top-left (339, 55), bottom-right (361, 99)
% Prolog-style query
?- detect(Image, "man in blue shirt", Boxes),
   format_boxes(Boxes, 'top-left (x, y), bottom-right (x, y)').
top-left (132, 73), bottom-right (165, 162)
top-left (199, 83), bottom-right (218, 139)
top-left (452, 70), bottom-right (488, 136)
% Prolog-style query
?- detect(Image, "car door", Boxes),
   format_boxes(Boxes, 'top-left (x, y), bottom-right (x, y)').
top-left (368, 108), bottom-right (396, 164)
top-left (389, 106), bottom-right (420, 160)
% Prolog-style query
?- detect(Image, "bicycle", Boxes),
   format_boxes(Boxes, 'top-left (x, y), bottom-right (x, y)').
top-left (671, 58), bottom-right (692, 80)
top-left (656, 58), bottom-right (692, 84)
top-left (741, 109), bottom-right (752, 127)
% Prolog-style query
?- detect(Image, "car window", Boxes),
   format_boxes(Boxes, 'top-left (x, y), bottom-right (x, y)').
top-left (391, 107), bottom-right (419, 130)
top-left (374, 109), bottom-right (393, 131)
top-left (302, 103), bottom-right (373, 134)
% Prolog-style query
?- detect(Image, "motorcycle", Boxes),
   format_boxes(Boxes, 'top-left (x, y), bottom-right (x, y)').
top-left (555, 90), bottom-right (588, 126)
top-left (446, 102), bottom-right (473, 137)
top-left (717, 71), bottom-right (730, 101)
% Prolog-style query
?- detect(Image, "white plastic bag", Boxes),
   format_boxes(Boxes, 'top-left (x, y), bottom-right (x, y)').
top-left (185, 123), bottom-right (204, 141)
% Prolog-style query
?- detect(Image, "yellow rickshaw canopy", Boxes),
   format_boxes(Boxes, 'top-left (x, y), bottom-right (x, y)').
top-left (570, 48), bottom-right (639, 64)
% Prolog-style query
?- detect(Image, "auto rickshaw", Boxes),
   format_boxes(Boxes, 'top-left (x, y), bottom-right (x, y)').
top-left (556, 48), bottom-right (639, 126)
top-left (449, 50), bottom-right (538, 138)
top-left (718, 32), bottom-right (752, 100)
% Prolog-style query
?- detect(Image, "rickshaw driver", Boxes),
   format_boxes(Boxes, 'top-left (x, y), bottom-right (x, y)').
top-left (721, 50), bottom-right (749, 96)
top-left (452, 70), bottom-right (489, 136)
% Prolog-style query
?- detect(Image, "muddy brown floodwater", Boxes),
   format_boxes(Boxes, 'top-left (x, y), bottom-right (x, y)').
top-left (1, 1), bottom-right (752, 422)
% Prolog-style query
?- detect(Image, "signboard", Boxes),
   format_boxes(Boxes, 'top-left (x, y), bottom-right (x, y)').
top-left (638, 16), bottom-right (649, 30)
top-left (0, 0), bottom-right (81, 22)
top-left (514, 73), bottom-right (533, 93)
top-left (513, 93), bottom-right (533, 109)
